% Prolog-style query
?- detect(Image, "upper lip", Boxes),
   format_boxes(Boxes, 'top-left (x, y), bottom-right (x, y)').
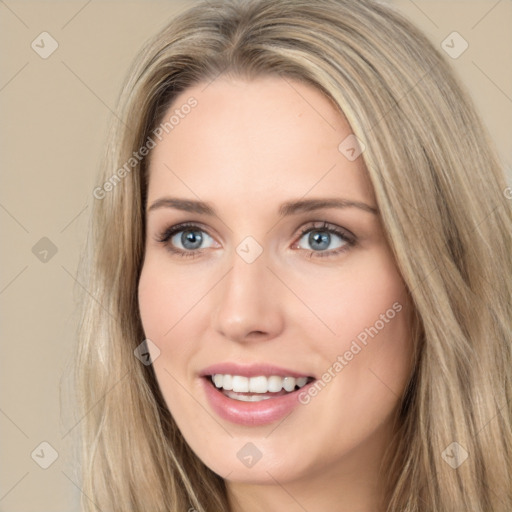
top-left (199, 362), bottom-right (315, 379)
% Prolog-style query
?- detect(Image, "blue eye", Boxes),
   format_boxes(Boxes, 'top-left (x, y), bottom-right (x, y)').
top-left (170, 229), bottom-right (214, 251)
top-left (295, 222), bottom-right (354, 258)
top-left (157, 223), bottom-right (215, 258)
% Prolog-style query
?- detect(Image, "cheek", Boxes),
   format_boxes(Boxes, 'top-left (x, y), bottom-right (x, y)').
top-left (138, 255), bottom-right (204, 343)
top-left (297, 249), bottom-right (413, 404)
top-left (138, 263), bottom-right (169, 339)
top-left (138, 261), bottom-right (197, 415)
top-left (138, 259), bottom-right (193, 368)
top-left (300, 250), bottom-right (408, 348)
top-left (138, 255), bottom-right (220, 398)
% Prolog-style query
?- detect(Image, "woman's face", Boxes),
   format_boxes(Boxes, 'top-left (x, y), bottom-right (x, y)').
top-left (138, 76), bottom-right (413, 488)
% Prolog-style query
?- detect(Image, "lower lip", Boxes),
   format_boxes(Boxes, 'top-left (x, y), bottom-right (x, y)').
top-left (201, 377), bottom-right (315, 426)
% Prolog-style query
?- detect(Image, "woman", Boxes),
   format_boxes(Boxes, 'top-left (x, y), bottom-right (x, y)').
top-left (74, 0), bottom-right (512, 510)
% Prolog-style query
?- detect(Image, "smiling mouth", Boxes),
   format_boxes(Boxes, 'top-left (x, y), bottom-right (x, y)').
top-left (207, 374), bottom-right (315, 402)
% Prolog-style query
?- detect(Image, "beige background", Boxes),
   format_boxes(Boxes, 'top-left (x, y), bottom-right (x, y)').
top-left (1, 1), bottom-right (511, 510)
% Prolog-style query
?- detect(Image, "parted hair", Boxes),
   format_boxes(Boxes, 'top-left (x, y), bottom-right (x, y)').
top-left (72, 0), bottom-right (512, 510)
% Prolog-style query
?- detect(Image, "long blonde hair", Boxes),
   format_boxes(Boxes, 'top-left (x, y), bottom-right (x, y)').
top-left (72, 0), bottom-right (512, 510)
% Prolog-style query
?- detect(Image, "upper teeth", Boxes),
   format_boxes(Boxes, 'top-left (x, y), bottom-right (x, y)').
top-left (212, 374), bottom-right (309, 393)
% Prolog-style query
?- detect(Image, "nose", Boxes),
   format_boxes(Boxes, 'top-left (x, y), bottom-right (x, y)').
top-left (212, 247), bottom-right (285, 343)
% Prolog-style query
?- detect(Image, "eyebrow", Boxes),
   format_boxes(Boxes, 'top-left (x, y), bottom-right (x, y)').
top-left (147, 197), bottom-right (378, 216)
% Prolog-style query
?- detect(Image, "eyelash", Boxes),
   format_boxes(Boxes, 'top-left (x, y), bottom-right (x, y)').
top-left (155, 221), bottom-right (356, 260)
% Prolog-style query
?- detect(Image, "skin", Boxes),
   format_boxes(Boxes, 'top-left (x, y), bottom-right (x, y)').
top-left (138, 75), bottom-right (414, 512)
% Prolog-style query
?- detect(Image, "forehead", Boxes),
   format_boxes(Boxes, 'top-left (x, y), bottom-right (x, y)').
top-left (147, 76), bottom-right (374, 208)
